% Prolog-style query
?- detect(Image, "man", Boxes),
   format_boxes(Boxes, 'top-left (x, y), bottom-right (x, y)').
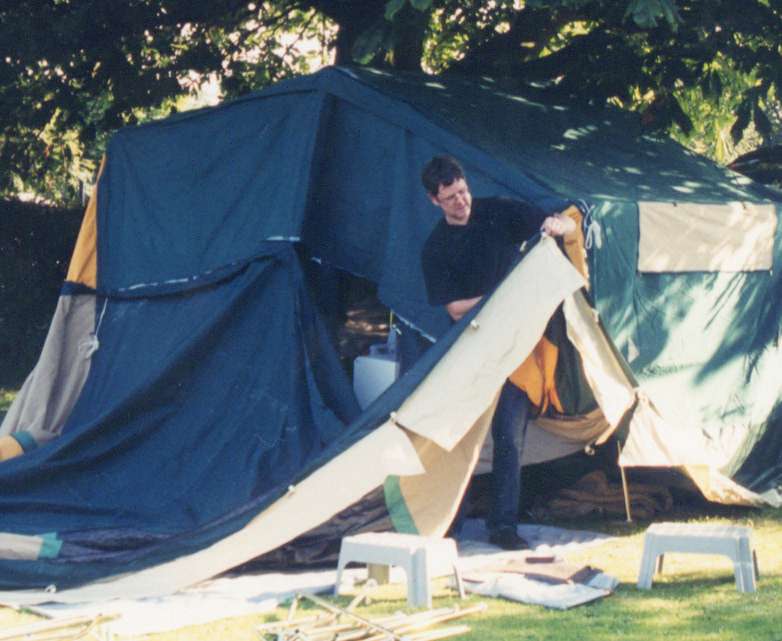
top-left (420, 155), bottom-right (575, 550)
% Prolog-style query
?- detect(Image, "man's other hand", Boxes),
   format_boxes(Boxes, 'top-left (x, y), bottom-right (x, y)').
top-left (541, 213), bottom-right (577, 237)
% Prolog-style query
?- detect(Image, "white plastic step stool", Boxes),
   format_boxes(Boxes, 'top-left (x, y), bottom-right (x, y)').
top-left (334, 532), bottom-right (460, 608)
top-left (637, 522), bottom-right (759, 593)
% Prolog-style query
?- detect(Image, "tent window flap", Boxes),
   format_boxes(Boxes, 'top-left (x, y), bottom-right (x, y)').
top-left (638, 201), bottom-right (777, 273)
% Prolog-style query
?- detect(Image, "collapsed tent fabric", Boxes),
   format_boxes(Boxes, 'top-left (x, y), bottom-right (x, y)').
top-left (0, 236), bottom-right (598, 599)
top-left (0, 244), bottom-right (366, 587)
top-left (1, 65), bottom-right (781, 598)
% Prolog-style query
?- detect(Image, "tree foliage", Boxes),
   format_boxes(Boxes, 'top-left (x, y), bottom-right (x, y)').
top-left (0, 0), bottom-right (330, 203)
top-left (1, 0), bottom-right (781, 204)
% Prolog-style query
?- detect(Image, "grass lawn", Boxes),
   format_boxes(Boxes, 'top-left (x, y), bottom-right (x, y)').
top-left (0, 505), bottom-right (779, 641)
top-left (0, 385), bottom-right (779, 638)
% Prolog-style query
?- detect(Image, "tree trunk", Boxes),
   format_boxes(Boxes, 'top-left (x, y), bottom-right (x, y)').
top-left (390, 4), bottom-right (429, 71)
top-left (314, 0), bottom-right (387, 65)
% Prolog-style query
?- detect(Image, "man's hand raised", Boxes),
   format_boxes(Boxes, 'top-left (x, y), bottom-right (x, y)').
top-left (540, 213), bottom-right (577, 237)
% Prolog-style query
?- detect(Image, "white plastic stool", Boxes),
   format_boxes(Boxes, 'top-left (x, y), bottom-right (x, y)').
top-left (334, 532), bottom-right (460, 608)
top-left (637, 522), bottom-right (759, 593)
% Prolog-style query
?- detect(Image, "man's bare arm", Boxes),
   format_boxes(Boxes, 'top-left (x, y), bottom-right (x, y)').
top-left (446, 296), bottom-right (482, 321)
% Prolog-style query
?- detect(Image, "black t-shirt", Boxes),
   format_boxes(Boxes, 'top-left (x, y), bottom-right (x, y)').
top-left (421, 197), bottom-right (547, 306)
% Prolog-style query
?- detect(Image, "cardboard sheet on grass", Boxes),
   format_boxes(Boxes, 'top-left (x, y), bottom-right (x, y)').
top-left (464, 571), bottom-right (617, 610)
top-left (17, 522), bottom-right (617, 635)
top-left (455, 520), bottom-right (619, 610)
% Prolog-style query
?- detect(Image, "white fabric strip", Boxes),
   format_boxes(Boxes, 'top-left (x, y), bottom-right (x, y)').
top-left (0, 533), bottom-right (48, 561)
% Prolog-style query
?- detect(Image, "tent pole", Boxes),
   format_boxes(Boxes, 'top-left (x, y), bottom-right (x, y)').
top-left (617, 440), bottom-right (633, 523)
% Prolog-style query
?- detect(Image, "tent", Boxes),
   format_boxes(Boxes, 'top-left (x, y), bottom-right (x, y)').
top-left (1, 66), bottom-right (781, 602)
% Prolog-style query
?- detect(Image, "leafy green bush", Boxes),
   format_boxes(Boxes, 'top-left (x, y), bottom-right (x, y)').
top-left (0, 199), bottom-right (82, 387)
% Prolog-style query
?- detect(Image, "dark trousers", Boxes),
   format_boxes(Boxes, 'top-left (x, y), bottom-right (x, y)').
top-left (450, 380), bottom-right (531, 535)
top-left (487, 380), bottom-right (531, 531)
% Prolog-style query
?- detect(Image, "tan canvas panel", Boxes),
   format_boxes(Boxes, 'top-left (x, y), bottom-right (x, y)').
top-left (562, 291), bottom-right (636, 431)
top-left (475, 280), bottom-right (638, 475)
top-left (683, 464), bottom-right (769, 506)
top-left (397, 403), bottom-right (494, 535)
top-left (476, 409), bottom-right (609, 474)
top-left (396, 238), bottom-right (586, 452)
top-left (0, 436), bottom-right (24, 462)
top-left (619, 394), bottom-right (771, 506)
top-left (559, 204), bottom-right (589, 284)
top-left (66, 159), bottom-right (104, 287)
top-left (534, 408), bottom-right (612, 444)
top-left (638, 201), bottom-right (777, 272)
top-left (619, 393), bottom-right (713, 467)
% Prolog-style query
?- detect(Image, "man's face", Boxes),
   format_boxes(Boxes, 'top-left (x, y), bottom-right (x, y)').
top-left (430, 178), bottom-right (472, 226)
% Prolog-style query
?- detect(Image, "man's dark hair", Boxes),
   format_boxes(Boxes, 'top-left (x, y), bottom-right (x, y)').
top-left (421, 155), bottom-right (465, 196)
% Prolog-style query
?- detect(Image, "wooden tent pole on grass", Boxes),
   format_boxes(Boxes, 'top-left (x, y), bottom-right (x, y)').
top-left (617, 440), bottom-right (633, 523)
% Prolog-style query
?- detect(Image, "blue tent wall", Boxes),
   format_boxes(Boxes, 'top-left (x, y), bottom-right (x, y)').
top-left (92, 67), bottom-right (572, 337)
top-left (97, 92), bottom-right (325, 292)
top-left (0, 245), bottom-right (365, 588)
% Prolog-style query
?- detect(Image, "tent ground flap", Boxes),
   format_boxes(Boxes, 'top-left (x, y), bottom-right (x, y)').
top-left (0, 422), bottom-right (423, 605)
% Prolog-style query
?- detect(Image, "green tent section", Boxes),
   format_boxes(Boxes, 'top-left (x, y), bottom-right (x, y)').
top-left (0, 65), bottom-right (780, 601)
top-left (340, 68), bottom-right (782, 503)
